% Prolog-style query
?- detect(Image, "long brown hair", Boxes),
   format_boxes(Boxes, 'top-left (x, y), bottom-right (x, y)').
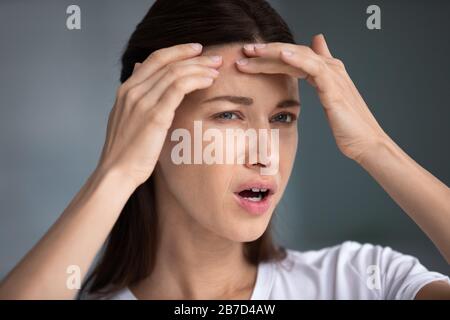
top-left (81, 0), bottom-right (295, 297)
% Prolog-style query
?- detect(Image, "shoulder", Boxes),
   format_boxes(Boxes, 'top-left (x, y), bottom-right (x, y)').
top-left (277, 240), bottom-right (384, 273)
top-left (268, 241), bottom-right (449, 299)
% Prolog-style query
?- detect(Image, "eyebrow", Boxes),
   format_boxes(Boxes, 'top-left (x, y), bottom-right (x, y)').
top-left (201, 95), bottom-right (300, 108)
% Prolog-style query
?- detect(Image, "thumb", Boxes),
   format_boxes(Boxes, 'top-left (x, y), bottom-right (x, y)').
top-left (311, 33), bottom-right (333, 58)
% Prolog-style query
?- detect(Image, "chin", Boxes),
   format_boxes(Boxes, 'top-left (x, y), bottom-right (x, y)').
top-left (221, 218), bottom-right (271, 243)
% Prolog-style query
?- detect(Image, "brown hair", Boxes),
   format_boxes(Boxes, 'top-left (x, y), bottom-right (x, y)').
top-left (81, 0), bottom-right (295, 297)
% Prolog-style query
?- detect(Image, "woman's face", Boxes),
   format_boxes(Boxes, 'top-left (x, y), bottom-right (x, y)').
top-left (155, 43), bottom-right (300, 242)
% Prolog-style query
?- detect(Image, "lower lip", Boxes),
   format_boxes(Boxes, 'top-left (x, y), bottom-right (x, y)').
top-left (233, 193), bottom-right (273, 215)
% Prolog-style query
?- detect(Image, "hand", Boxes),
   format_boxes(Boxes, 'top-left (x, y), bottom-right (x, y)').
top-left (236, 34), bottom-right (389, 164)
top-left (97, 43), bottom-right (222, 187)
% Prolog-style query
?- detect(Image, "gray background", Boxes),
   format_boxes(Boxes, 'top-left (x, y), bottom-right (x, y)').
top-left (1, 0), bottom-right (449, 280)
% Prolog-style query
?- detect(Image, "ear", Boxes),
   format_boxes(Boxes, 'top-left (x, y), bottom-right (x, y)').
top-left (311, 34), bottom-right (333, 58)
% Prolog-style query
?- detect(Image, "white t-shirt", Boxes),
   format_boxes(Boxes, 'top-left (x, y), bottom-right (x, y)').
top-left (83, 241), bottom-right (449, 300)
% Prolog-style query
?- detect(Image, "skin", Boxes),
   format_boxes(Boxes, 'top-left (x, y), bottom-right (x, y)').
top-left (234, 35), bottom-right (450, 298)
top-left (130, 43), bottom-right (299, 299)
top-left (0, 35), bottom-right (448, 299)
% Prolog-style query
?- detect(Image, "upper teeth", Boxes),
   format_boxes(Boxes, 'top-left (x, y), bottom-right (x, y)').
top-left (250, 188), bottom-right (268, 192)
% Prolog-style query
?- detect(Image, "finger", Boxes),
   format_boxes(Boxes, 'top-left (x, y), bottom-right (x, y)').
top-left (242, 42), bottom-right (299, 57)
top-left (133, 62), bottom-right (142, 73)
top-left (145, 54), bottom-right (222, 92)
top-left (240, 42), bottom-right (336, 93)
top-left (311, 34), bottom-right (333, 58)
top-left (242, 42), bottom-right (321, 65)
top-left (236, 56), bottom-right (308, 78)
top-left (109, 61), bottom-right (143, 147)
top-left (149, 75), bottom-right (217, 121)
top-left (239, 43), bottom-right (321, 78)
top-left (240, 43), bottom-right (269, 57)
top-left (177, 54), bottom-right (223, 67)
top-left (131, 64), bottom-right (219, 112)
top-left (279, 50), bottom-right (336, 93)
top-left (124, 43), bottom-right (204, 88)
top-left (124, 55), bottom-right (222, 104)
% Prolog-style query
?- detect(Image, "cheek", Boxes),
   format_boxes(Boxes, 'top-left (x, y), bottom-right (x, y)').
top-left (196, 164), bottom-right (235, 207)
top-left (278, 129), bottom-right (298, 175)
top-left (159, 137), bottom-right (235, 211)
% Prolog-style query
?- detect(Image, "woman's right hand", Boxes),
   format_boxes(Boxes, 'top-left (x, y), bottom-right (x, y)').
top-left (0, 43), bottom-right (222, 300)
top-left (96, 43), bottom-right (222, 188)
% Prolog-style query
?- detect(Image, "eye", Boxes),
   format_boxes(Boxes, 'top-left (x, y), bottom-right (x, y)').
top-left (214, 111), bottom-right (241, 121)
top-left (270, 112), bottom-right (296, 123)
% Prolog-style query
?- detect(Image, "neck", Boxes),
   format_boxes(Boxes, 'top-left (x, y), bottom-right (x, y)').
top-left (130, 174), bottom-right (257, 300)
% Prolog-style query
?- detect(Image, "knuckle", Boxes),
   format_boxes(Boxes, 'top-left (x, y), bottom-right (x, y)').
top-left (148, 110), bottom-right (169, 127)
top-left (116, 84), bottom-right (127, 98)
top-left (171, 78), bottom-right (186, 92)
top-left (304, 46), bottom-right (315, 55)
top-left (273, 42), bottom-right (288, 49)
top-left (166, 65), bottom-right (181, 78)
top-left (135, 99), bottom-right (153, 113)
top-left (267, 42), bottom-right (281, 49)
top-left (125, 87), bottom-right (140, 104)
top-left (149, 50), bottom-right (163, 63)
top-left (317, 59), bottom-right (328, 72)
top-left (303, 58), bottom-right (316, 71)
top-left (332, 58), bottom-right (345, 69)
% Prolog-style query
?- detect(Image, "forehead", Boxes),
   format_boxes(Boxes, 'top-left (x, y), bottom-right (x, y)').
top-left (185, 43), bottom-right (299, 103)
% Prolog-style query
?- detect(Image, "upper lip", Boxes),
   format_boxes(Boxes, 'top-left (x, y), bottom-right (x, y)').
top-left (234, 179), bottom-right (278, 195)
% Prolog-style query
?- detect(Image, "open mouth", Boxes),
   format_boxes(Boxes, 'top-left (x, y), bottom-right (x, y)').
top-left (233, 182), bottom-right (276, 215)
top-left (236, 188), bottom-right (270, 202)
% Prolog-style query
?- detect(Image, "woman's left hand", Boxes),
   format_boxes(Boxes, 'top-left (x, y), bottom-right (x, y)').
top-left (236, 34), bottom-right (389, 164)
top-left (237, 35), bottom-right (450, 270)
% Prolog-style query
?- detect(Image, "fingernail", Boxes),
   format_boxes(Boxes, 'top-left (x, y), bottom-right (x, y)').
top-left (236, 58), bottom-right (249, 65)
top-left (190, 43), bottom-right (202, 51)
top-left (281, 50), bottom-right (293, 57)
top-left (254, 43), bottom-right (266, 49)
top-left (244, 44), bottom-right (254, 51)
top-left (209, 55), bottom-right (222, 62)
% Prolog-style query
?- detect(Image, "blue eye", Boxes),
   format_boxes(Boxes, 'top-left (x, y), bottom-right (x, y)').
top-left (271, 113), bottom-right (295, 123)
top-left (215, 112), bottom-right (240, 120)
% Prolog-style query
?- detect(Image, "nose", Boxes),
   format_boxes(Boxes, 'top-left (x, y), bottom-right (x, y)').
top-left (245, 159), bottom-right (268, 170)
top-left (244, 125), bottom-right (279, 175)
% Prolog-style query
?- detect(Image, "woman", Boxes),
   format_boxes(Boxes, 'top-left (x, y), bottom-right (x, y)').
top-left (0, 0), bottom-right (449, 300)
